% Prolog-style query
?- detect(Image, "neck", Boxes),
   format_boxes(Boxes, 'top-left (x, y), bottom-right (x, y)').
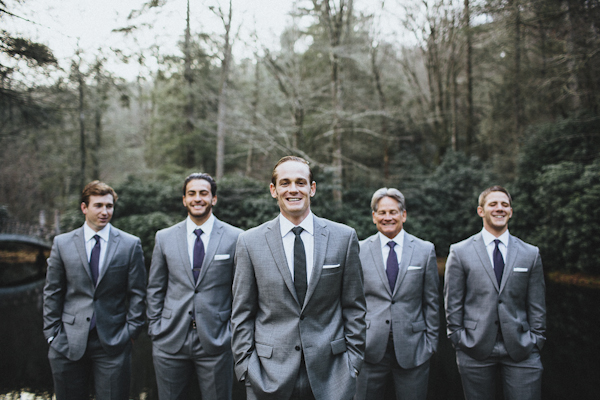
top-left (483, 225), bottom-right (507, 238)
top-left (190, 213), bottom-right (211, 226)
top-left (281, 210), bottom-right (310, 226)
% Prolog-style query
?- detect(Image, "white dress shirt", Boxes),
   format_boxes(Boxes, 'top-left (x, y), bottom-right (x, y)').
top-left (83, 222), bottom-right (110, 276)
top-left (378, 230), bottom-right (404, 270)
top-left (186, 214), bottom-right (215, 269)
top-left (481, 228), bottom-right (509, 269)
top-left (279, 212), bottom-right (315, 285)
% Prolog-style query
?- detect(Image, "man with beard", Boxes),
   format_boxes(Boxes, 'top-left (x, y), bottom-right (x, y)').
top-left (444, 185), bottom-right (546, 400)
top-left (147, 173), bottom-right (242, 400)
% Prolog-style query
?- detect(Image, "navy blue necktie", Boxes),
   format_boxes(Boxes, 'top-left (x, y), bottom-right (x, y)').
top-left (386, 241), bottom-right (399, 291)
top-left (89, 235), bottom-right (100, 330)
top-left (493, 239), bottom-right (505, 285)
top-left (292, 226), bottom-right (307, 306)
top-left (193, 229), bottom-right (205, 283)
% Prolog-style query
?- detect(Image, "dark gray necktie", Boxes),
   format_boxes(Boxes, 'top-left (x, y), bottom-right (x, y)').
top-left (89, 235), bottom-right (100, 330)
top-left (193, 228), bottom-right (205, 283)
top-left (292, 226), bottom-right (307, 306)
top-left (386, 241), bottom-right (399, 291)
top-left (493, 239), bottom-right (505, 285)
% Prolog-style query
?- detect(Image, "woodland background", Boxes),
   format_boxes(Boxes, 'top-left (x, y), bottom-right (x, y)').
top-left (1, 0), bottom-right (599, 275)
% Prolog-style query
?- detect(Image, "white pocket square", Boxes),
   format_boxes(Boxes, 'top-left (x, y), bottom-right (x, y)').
top-left (513, 267), bottom-right (528, 272)
top-left (407, 266), bottom-right (422, 270)
top-left (214, 254), bottom-right (230, 261)
top-left (323, 264), bottom-right (340, 269)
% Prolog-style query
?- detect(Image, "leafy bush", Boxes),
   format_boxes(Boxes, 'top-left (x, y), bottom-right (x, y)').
top-left (512, 116), bottom-right (600, 274)
top-left (406, 151), bottom-right (494, 257)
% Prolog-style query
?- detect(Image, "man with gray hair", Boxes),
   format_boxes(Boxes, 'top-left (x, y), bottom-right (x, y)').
top-left (355, 188), bottom-right (440, 400)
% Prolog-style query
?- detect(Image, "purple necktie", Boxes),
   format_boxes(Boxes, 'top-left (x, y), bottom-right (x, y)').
top-left (89, 235), bottom-right (100, 330)
top-left (493, 239), bottom-right (505, 285)
top-left (386, 241), bottom-right (399, 291)
top-left (193, 229), bottom-right (205, 283)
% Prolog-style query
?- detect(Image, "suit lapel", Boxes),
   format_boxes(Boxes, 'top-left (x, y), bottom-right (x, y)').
top-left (197, 218), bottom-right (223, 286)
top-left (73, 227), bottom-right (92, 282)
top-left (175, 221), bottom-right (195, 285)
top-left (304, 215), bottom-right (327, 309)
top-left (473, 233), bottom-right (500, 292)
top-left (500, 234), bottom-right (519, 292)
top-left (369, 235), bottom-right (392, 296)
top-left (97, 226), bottom-right (121, 284)
top-left (394, 231), bottom-right (413, 295)
top-left (265, 217), bottom-right (299, 304)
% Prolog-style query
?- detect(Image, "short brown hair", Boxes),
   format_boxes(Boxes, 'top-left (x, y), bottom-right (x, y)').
top-left (478, 185), bottom-right (512, 207)
top-left (81, 181), bottom-right (118, 205)
top-left (271, 156), bottom-right (313, 186)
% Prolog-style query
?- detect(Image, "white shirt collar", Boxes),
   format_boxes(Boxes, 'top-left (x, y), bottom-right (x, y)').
top-left (279, 211), bottom-right (314, 237)
top-left (83, 222), bottom-right (110, 243)
top-left (378, 229), bottom-right (404, 249)
top-left (186, 213), bottom-right (215, 237)
top-left (481, 227), bottom-right (510, 247)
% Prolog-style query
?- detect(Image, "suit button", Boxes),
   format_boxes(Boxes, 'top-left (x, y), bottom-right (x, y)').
top-left (188, 311), bottom-right (192, 315)
top-left (86, 317), bottom-right (90, 321)
top-left (385, 320), bottom-right (390, 324)
top-left (391, 301), bottom-right (395, 305)
top-left (195, 290), bottom-right (199, 294)
top-left (498, 300), bottom-right (502, 304)
top-left (295, 345), bottom-right (300, 351)
top-left (300, 315), bottom-right (305, 320)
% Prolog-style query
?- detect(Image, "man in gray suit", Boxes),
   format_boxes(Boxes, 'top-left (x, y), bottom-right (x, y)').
top-left (43, 180), bottom-right (147, 400)
top-left (231, 156), bottom-right (366, 400)
top-left (355, 188), bottom-right (439, 400)
top-left (444, 185), bottom-right (546, 400)
top-left (147, 173), bottom-right (242, 400)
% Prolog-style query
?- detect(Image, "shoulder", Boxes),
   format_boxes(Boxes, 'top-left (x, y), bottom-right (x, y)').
top-left (111, 226), bottom-right (141, 243)
top-left (316, 215), bottom-right (355, 236)
top-left (449, 233), bottom-right (479, 252)
top-left (238, 219), bottom-right (273, 241)
top-left (359, 233), bottom-right (378, 248)
top-left (214, 217), bottom-right (244, 236)
top-left (404, 231), bottom-right (434, 249)
top-left (509, 234), bottom-right (539, 253)
top-left (156, 220), bottom-right (185, 237)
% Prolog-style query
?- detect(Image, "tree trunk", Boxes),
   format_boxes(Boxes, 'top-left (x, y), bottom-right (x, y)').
top-left (464, 0), bottom-right (474, 154)
top-left (183, 0), bottom-right (195, 168)
top-left (216, 0), bottom-right (233, 180)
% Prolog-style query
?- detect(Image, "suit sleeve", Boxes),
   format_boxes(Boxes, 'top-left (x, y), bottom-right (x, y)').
top-left (126, 238), bottom-right (147, 340)
top-left (423, 244), bottom-right (441, 350)
top-left (341, 229), bottom-right (367, 372)
top-left (43, 237), bottom-right (66, 341)
top-left (231, 234), bottom-right (259, 381)
top-left (146, 232), bottom-right (168, 338)
top-left (527, 248), bottom-right (546, 350)
top-left (444, 244), bottom-right (466, 347)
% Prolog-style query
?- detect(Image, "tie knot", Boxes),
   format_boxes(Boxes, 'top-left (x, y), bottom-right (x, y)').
top-left (93, 234), bottom-right (100, 243)
top-left (387, 241), bottom-right (395, 250)
top-left (494, 239), bottom-right (501, 247)
top-left (194, 228), bottom-right (203, 238)
top-left (292, 226), bottom-right (303, 237)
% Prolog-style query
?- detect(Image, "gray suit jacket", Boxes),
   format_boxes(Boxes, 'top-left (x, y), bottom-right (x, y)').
top-left (360, 231), bottom-right (439, 369)
top-left (43, 225), bottom-right (147, 361)
top-left (231, 215), bottom-right (366, 400)
top-left (444, 232), bottom-right (546, 362)
top-left (147, 217), bottom-right (242, 355)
